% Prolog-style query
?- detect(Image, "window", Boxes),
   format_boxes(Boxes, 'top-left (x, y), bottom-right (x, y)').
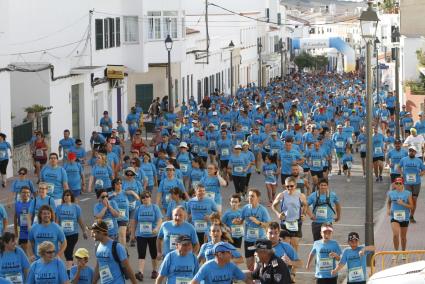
top-left (109, 18), bottom-right (115, 47)
top-left (148, 11), bottom-right (178, 40)
top-left (104, 18), bottom-right (109, 49)
top-left (148, 11), bottom-right (161, 39)
top-left (174, 79), bottom-right (179, 107)
top-left (115, 17), bottom-right (121, 46)
top-left (190, 75), bottom-right (193, 98)
top-left (95, 19), bottom-right (103, 50)
top-left (182, 77), bottom-right (185, 104)
top-left (123, 16), bottom-right (139, 43)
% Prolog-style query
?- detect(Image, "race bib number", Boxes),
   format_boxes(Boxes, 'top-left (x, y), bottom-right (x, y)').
top-left (118, 209), bottom-right (126, 218)
top-left (285, 221), bottom-right (299, 232)
top-left (335, 141), bottom-right (344, 148)
top-left (221, 149), bottom-right (230, 156)
top-left (318, 257), bottom-right (333, 271)
top-left (0, 151), bottom-right (6, 158)
top-left (20, 213), bottom-right (28, 226)
top-left (180, 164), bottom-right (188, 173)
top-left (278, 123), bottom-right (285, 129)
top-left (209, 141), bottom-right (216, 148)
top-left (99, 265), bottom-right (113, 284)
top-left (265, 170), bottom-right (274, 177)
top-left (61, 220), bottom-right (74, 232)
top-left (35, 149), bottom-right (44, 157)
top-left (104, 218), bottom-right (113, 230)
top-left (234, 166), bottom-right (243, 173)
top-left (176, 278), bottom-right (192, 284)
top-left (316, 206), bottom-right (328, 219)
top-left (236, 140), bottom-right (243, 146)
top-left (95, 179), bottom-right (104, 188)
top-left (194, 220), bottom-right (208, 232)
top-left (102, 126), bottom-right (110, 132)
top-left (205, 191), bottom-right (215, 200)
top-left (46, 183), bottom-right (55, 195)
top-left (129, 201), bottom-right (136, 210)
top-left (374, 147), bottom-right (382, 154)
top-left (165, 193), bottom-right (171, 203)
top-left (346, 161), bottom-right (352, 168)
top-left (139, 222), bottom-right (153, 234)
top-left (406, 174), bottom-right (416, 183)
top-left (242, 126), bottom-right (249, 132)
top-left (170, 234), bottom-right (178, 250)
top-left (348, 267), bottom-right (365, 282)
top-left (312, 159), bottom-right (321, 167)
top-left (393, 210), bottom-right (406, 222)
top-left (192, 145), bottom-right (199, 153)
top-left (382, 116), bottom-right (388, 121)
top-left (247, 227), bottom-right (259, 239)
top-left (231, 225), bottom-right (244, 237)
top-left (4, 273), bottom-right (23, 284)
top-left (131, 122), bottom-right (138, 128)
top-left (360, 144), bottom-right (366, 152)
top-left (271, 149), bottom-right (278, 155)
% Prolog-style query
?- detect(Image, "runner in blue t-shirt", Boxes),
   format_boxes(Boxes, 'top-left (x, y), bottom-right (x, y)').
top-left (70, 248), bottom-right (94, 284)
top-left (0, 232), bottom-right (30, 284)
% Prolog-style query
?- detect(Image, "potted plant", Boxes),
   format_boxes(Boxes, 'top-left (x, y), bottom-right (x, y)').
top-left (24, 104), bottom-right (52, 122)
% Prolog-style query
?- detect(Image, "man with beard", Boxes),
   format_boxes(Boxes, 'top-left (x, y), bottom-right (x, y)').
top-left (290, 164), bottom-right (311, 196)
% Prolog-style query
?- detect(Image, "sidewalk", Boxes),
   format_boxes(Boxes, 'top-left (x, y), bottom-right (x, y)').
top-left (373, 181), bottom-right (425, 272)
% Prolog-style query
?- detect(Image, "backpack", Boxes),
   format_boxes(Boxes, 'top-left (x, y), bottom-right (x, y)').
top-left (111, 241), bottom-right (129, 280)
top-left (312, 191), bottom-right (336, 215)
top-left (154, 142), bottom-right (173, 157)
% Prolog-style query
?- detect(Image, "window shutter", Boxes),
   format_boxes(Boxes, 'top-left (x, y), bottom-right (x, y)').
top-left (104, 18), bottom-right (109, 48)
top-left (95, 19), bottom-right (103, 50)
top-left (109, 18), bottom-right (115, 47)
top-left (115, 17), bottom-right (121, 47)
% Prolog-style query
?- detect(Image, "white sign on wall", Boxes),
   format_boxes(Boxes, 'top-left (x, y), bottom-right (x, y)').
top-left (299, 38), bottom-right (329, 50)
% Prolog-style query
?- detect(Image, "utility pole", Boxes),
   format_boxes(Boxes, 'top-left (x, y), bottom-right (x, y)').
top-left (89, 9), bottom-right (94, 66)
top-left (257, 38), bottom-right (262, 89)
top-left (280, 38), bottom-right (285, 79)
top-left (394, 27), bottom-right (401, 139)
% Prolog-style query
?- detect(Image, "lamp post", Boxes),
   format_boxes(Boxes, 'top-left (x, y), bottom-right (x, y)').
top-left (165, 34), bottom-right (173, 112)
top-left (228, 40), bottom-right (235, 97)
top-left (393, 27), bottom-right (401, 139)
top-left (279, 38), bottom-right (286, 79)
top-left (257, 38), bottom-right (263, 89)
top-left (374, 38), bottom-right (381, 103)
top-left (359, 0), bottom-right (379, 254)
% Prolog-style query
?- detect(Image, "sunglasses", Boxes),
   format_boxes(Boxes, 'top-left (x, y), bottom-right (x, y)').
top-left (141, 196), bottom-right (151, 199)
top-left (101, 195), bottom-right (108, 199)
top-left (45, 250), bottom-right (56, 254)
top-left (39, 187), bottom-right (48, 190)
top-left (125, 174), bottom-right (135, 177)
top-left (135, 133), bottom-right (141, 136)
top-left (130, 162), bottom-right (136, 164)
top-left (166, 169), bottom-right (175, 171)
top-left (19, 172), bottom-right (26, 175)
top-left (64, 194), bottom-right (72, 197)
top-left (285, 185), bottom-right (296, 188)
top-left (394, 182), bottom-right (403, 185)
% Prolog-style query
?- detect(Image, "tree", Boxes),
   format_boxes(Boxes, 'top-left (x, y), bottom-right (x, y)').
top-left (294, 52), bottom-right (329, 71)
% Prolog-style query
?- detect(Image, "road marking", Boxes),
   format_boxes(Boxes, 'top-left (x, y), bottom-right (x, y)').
top-left (80, 198), bottom-right (91, 202)
top-left (303, 223), bottom-right (364, 227)
top-left (342, 207), bottom-right (365, 209)
top-left (294, 271), bottom-right (315, 275)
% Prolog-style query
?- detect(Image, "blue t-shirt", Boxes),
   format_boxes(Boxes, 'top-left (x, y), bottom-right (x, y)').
top-left (28, 222), bottom-right (66, 258)
top-left (200, 176), bottom-right (223, 205)
top-left (122, 179), bottom-right (143, 211)
top-left (10, 179), bottom-right (35, 201)
top-left (27, 258), bottom-right (68, 284)
top-left (0, 142), bottom-right (12, 161)
top-left (307, 191), bottom-right (339, 224)
top-left (109, 192), bottom-right (130, 222)
top-left (193, 260), bottom-right (245, 283)
top-left (372, 133), bottom-right (385, 158)
top-left (157, 178), bottom-right (185, 209)
top-left (339, 245), bottom-right (372, 283)
top-left (272, 241), bottom-right (299, 261)
top-left (228, 154), bottom-right (249, 177)
top-left (399, 156), bottom-right (425, 185)
top-left (29, 196), bottom-right (56, 224)
top-left (91, 165), bottom-right (113, 190)
top-left (387, 149), bottom-right (408, 174)
top-left (63, 162), bottom-right (83, 191)
top-left (198, 241), bottom-right (241, 262)
top-left (59, 138), bottom-right (75, 156)
top-left (0, 247), bottom-right (30, 282)
top-left (310, 239), bottom-right (342, 279)
top-left (187, 197), bottom-right (218, 233)
top-left (158, 221), bottom-right (199, 255)
top-left (0, 206), bottom-right (7, 235)
top-left (140, 162), bottom-right (157, 186)
top-left (55, 203), bottom-right (82, 236)
top-left (263, 163), bottom-right (277, 183)
top-left (387, 189), bottom-right (412, 222)
top-left (222, 208), bottom-right (243, 238)
top-left (15, 200), bottom-right (31, 239)
top-left (158, 250), bottom-right (199, 284)
top-left (93, 201), bottom-right (120, 237)
top-left (95, 240), bottom-right (127, 284)
top-left (40, 165), bottom-right (68, 199)
top-left (278, 149), bottom-right (302, 175)
top-left (241, 204), bottom-right (271, 242)
top-left (132, 204), bottom-right (163, 237)
top-left (69, 266), bottom-right (94, 284)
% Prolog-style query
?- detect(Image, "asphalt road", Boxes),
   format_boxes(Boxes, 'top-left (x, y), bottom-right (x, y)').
top-left (2, 144), bottom-right (390, 284)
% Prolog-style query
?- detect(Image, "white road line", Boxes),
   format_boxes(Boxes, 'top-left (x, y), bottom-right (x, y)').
top-left (80, 198), bottom-right (91, 202)
top-left (294, 271), bottom-right (315, 275)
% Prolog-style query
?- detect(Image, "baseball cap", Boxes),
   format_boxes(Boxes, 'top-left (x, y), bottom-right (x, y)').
top-left (337, 124), bottom-right (343, 129)
top-left (248, 239), bottom-right (272, 251)
top-left (213, 241), bottom-right (237, 254)
top-left (161, 130), bottom-right (169, 136)
top-left (271, 132), bottom-right (278, 136)
top-left (394, 177), bottom-right (404, 184)
top-left (124, 167), bottom-right (137, 175)
top-left (408, 145), bottom-right (417, 152)
top-left (242, 141), bottom-right (250, 146)
top-left (208, 123), bottom-right (215, 128)
top-left (166, 164), bottom-right (175, 170)
top-left (212, 111), bottom-right (218, 116)
top-left (74, 248), bottom-right (89, 258)
top-left (67, 152), bottom-right (76, 160)
top-left (234, 145), bottom-right (242, 149)
top-left (179, 142), bottom-right (188, 148)
top-left (394, 139), bottom-right (402, 144)
top-left (321, 223), bottom-right (334, 232)
top-left (348, 232), bottom-right (360, 241)
top-left (175, 235), bottom-right (191, 244)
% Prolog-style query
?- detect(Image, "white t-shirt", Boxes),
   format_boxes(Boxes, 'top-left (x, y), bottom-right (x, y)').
top-left (404, 135), bottom-right (425, 157)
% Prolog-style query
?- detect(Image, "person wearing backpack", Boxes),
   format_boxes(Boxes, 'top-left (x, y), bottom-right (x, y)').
top-left (91, 221), bottom-right (137, 284)
top-left (307, 178), bottom-right (341, 241)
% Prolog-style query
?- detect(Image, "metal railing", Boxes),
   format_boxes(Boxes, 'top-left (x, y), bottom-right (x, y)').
top-left (371, 250), bottom-right (425, 275)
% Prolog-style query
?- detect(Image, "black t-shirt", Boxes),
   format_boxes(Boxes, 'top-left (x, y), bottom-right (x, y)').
top-left (252, 254), bottom-right (292, 284)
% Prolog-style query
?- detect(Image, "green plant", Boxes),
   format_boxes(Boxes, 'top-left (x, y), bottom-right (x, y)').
top-left (416, 49), bottom-right (425, 66)
top-left (294, 52), bottom-right (329, 71)
top-left (24, 104), bottom-right (52, 113)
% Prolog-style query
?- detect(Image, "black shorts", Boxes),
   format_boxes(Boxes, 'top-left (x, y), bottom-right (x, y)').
top-left (219, 160), bottom-right (229, 169)
top-left (323, 166), bottom-right (329, 172)
top-left (391, 219), bottom-right (409, 227)
top-left (244, 241), bottom-right (255, 258)
top-left (18, 239), bottom-right (28, 245)
top-left (208, 150), bottom-right (216, 155)
top-left (316, 277), bottom-right (338, 284)
top-left (281, 174), bottom-right (291, 185)
top-left (232, 237), bottom-right (243, 248)
top-left (360, 152), bottom-right (366, 158)
top-left (280, 221), bottom-right (303, 238)
top-left (117, 220), bottom-right (128, 227)
top-left (342, 165), bottom-right (350, 171)
top-left (64, 234), bottom-right (79, 261)
top-left (354, 131), bottom-right (360, 137)
top-left (311, 170), bottom-right (323, 178)
top-left (0, 160), bottom-right (8, 175)
top-left (387, 107), bottom-right (395, 116)
top-left (303, 167), bottom-right (310, 173)
top-left (373, 157), bottom-right (384, 162)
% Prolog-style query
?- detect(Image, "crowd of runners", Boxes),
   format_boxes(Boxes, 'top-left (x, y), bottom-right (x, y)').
top-left (0, 71), bottom-right (423, 284)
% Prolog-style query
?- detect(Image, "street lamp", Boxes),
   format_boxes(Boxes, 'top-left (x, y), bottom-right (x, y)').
top-left (165, 34), bottom-right (173, 112)
top-left (228, 40), bottom-right (235, 97)
top-left (257, 38), bottom-right (263, 89)
top-left (374, 37), bottom-right (381, 103)
top-left (392, 27), bottom-right (401, 139)
top-left (359, 0), bottom-right (379, 252)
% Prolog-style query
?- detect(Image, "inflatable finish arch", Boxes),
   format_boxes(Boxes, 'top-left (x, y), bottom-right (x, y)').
top-left (292, 37), bottom-right (355, 72)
